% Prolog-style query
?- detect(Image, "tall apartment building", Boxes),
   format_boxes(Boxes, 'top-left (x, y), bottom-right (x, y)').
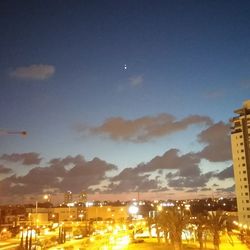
top-left (231, 100), bottom-right (250, 226)
top-left (64, 190), bottom-right (73, 204)
top-left (79, 191), bottom-right (87, 203)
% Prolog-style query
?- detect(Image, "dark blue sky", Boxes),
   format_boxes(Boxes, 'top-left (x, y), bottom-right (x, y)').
top-left (0, 0), bottom-right (249, 203)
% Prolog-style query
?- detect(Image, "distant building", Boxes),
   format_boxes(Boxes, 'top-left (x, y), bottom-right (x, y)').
top-left (231, 100), bottom-right (250, 226)
top-left (86, 205), bottom-right (128, 221)
top-left (78, 191), bottom-right (87, 204)
top-left (64, 191), bottom-right (73, 204)
top-left (54, 206), bottom-right (78, 221)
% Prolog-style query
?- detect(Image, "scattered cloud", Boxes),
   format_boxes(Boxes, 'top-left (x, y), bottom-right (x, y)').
top-left (0, 164), bottom-right (12, 174)
top-left (197, 122), bottom-right (232, 162)
top-left (200, 187), bottom-right (212, 191)
top-left (10, 64), bottom-right (55, 80)
top-left (0, 153), bottom-right (42, 165)
top-left (216, 165), bottom-right (234, 180)
top-left (108, 166), bottom-right (160, 193)
top-left (216, 184), bottom-right (235, 193)
top-left (135, 149), bottom-right (201, 176)
top-left (0, 155), bottom-right (117, 196)
top-left (168, 172), bottom-right (214, 188)
top-left (129, 75), bottom-right (143, 87)
top-left (186, 188), bottom-right (199, 193)
top-left (60, 157), bottom-right (117, 192)
top-left (0, 117), bottom-right (235, 201)
top-left (80, 114), bottom-right (212, 143)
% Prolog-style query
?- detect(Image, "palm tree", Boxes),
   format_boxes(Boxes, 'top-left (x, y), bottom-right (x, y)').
top-left (158, 206), bottom-right (190, 250)
top-left (193, 213), bottom-right (208, 250)
top-left (206, 210), bottom-right (227, 250)
top-left (147, 213), bottom-right (161, 243)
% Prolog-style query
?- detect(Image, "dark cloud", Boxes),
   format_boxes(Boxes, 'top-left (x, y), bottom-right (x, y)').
top-left (200, 187), bottom-right (212, 191)
top-left (186, 188), bottom-right (199, 193)
top-left (60, 157), bottom-right (117, 192)
top-left (216, 185), bottom-right (235, 193)
top-left (168, 172), bottom-right (214, 188)
top-left (0, 155), bottom-right (117, 196)
top-left (109, 168), bottom-right (159, 193)
top-left (78, 114), bottom-right (212, 143)
top-left (104, 146), bottom-right (218, 193)
top-left (216, 166), bottom-right (234, 180)
top-left (3, 165), bottom-right (67, 195)
top-left (179, 164), bottom-right (201, 177)
top-left (0, 124), bottom-right (234, 202)
top-left (136, 149), bottom-right (201, 174)
top-left (103, 149), bottom-right (203, 193)
top-left (48, 155), bottom-right (85, 167)
top-left (197, 122), bottom-right (231, 162)
top-left (152, 186), bottom-right (170, 192)
top-left (1, 153), bottom-right (42, 165)
top-left (0, 164), bottom-right (12, 174)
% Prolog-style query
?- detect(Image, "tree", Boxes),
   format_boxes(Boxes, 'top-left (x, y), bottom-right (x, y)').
top-left (158, 207), bottom-right (190, 250)
top-left (206, 210), bottom-right (227, 250)
top-left (193, 213), bottom-right (208, 250)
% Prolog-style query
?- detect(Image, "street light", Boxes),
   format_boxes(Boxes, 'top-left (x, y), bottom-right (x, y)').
top-left (79, 214), bottom-right (84, 222)
top-left (128, 205), bottom-right (139, 215)
top-left (35, 194), bottom-right (51, 227)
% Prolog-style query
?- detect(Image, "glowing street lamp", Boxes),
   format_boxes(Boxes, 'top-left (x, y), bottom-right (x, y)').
top-left (128, 205), bottom-right (139, 216)
top-left (35, 194), bottom-right (51, 226)
top-left (79, 214), bottom-right (84, 222)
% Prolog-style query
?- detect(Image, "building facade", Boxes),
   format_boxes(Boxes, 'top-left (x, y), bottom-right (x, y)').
top-left (86, 206), bottom-right (128, 221)
top-left (231, 100), bottom-right (250, 226)
top-left (64, 191), bottom-right (73, 204)
top-left (78, 191), bottom-right (87, 204)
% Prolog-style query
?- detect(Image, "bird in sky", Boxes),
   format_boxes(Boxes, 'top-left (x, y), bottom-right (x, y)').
top-left (0, 129), bottom-right (27, 137)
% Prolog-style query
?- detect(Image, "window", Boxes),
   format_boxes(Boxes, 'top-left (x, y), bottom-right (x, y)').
top-left (244, 178), bottom-right (247, 181)
top-left (245, 185), bottom-right (248, 188)
top-left (246, 200), bottom-right (249, 203)
top-left (246, 193), bottom-right (249, 196)
top-left (243, 171), bottom-right (247, 174)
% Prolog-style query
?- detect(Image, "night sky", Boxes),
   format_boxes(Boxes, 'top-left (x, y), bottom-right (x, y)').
top-left (0, 0), bottom-right (249, 204)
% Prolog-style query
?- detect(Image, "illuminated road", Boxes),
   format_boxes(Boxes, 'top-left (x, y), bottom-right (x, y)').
top-left (0, 238), bottom-right (20, 250)
top-left (49, 231), bottom-right (131, 250)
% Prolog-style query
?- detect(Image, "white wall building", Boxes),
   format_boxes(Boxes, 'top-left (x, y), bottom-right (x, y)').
top-left (231, 100), bottom-right (250, 226)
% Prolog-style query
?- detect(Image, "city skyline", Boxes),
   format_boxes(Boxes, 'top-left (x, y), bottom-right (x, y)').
top-left (0, 1), bottom-right (250, 204)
